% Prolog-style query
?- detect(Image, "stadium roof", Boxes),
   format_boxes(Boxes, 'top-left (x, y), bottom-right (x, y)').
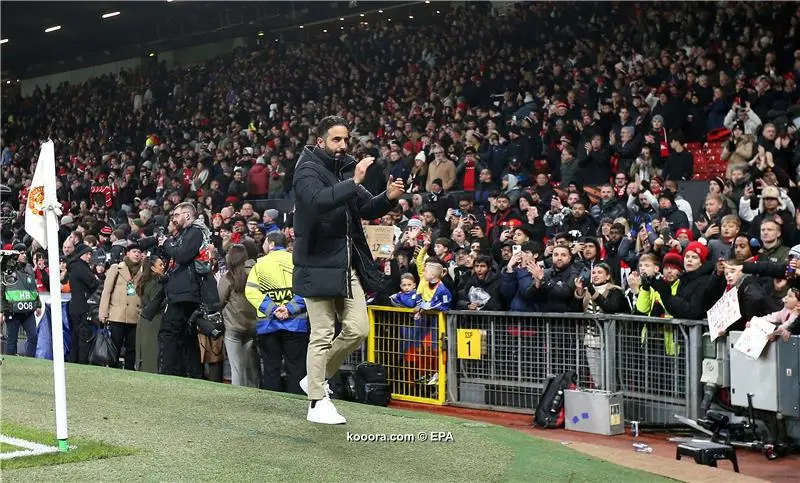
top-left (0, 1), bottom-right (422, 79)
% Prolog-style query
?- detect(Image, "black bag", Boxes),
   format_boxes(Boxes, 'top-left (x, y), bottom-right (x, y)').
top-left (89, 325), bottom-right (118, 366)
top-left (327, 369), bottom-right (357, 401)
top-left (353, 362), bottom-right (391, 406)
top-left (533, 371), bottom-right (577, 429)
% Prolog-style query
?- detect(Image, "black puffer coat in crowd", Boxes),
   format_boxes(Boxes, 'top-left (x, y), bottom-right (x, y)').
top-left (524, 263), bottom-right (580, 312)
top-left (292, 146), bottom-right (396, 298)
top-left (653, 262), bottom-right (714, 319)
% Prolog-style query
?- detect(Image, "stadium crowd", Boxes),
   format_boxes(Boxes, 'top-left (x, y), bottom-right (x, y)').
top-left (2, 2), bottom-right (800, 384)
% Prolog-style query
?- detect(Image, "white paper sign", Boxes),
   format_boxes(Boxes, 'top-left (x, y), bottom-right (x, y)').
top-left (707, 288), bottom-right (742, 341)
top-left (733, 317), bottom-right (777, 360)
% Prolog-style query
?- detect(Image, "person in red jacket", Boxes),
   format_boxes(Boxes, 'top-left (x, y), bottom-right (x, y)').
top-left (247, 159), bottom-right (269, 199)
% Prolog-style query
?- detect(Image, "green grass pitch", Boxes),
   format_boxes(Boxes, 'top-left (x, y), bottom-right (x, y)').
top-left (1, 357), bottom-right (672, 482)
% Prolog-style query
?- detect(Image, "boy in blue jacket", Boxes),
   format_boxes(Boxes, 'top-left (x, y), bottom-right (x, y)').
top-left (390, 273), bottom-right (420, 308)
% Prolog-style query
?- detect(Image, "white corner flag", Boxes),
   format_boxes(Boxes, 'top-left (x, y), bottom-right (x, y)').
top-left (24, 140), bottom-right (69, 452)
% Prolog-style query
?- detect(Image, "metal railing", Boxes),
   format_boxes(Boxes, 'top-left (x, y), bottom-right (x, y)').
top-left (351, 307), bottom-right (706, 424)
top-left (367, 307), bottom-right (446, 405)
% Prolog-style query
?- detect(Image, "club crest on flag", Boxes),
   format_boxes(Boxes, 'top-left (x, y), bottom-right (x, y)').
top-left (27, 186), bottom-right (45, 216)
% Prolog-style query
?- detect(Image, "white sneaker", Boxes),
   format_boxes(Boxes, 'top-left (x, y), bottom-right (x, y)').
top-left (299, 375), bottom-right (333, 398)
top-left (426, 372), bottom-right (439, 386)
top-left (307, 397), bottom-right (347, 425)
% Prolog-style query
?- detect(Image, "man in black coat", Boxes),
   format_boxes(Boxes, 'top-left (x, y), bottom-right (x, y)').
top-left (525, 245), bottom-right (580, 312)
top-left (454, 255), bottom-right (505, 311)
top-left (157, 201), bottom-right (214, 379)
top-left (292, 116), bottom-right (404, 425)
top-left (67, 243), bottom-right (99, 364)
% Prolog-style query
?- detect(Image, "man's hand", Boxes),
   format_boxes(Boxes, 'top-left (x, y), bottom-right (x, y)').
top-left (704, 224), bottom-right (720, 239)
top-left (158, 235), bottom-right (167, 247)
top-left (35, 307), bottom-right (42, 317)
top-left (529, 261), bottom-right (544, 281)
top-left (386, 176), bottom-right (405, 200)
top-left (353, 157), bottom-right (375, 185)
top-left (274, 306), bottom-right (289, 320)
top-left (628, 272), bottom-right (641, 293)
top-left (468, 303), bottom-right (479, 310)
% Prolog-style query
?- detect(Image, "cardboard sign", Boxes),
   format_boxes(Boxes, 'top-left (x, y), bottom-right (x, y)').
top-left (733, 317), bottom-right (777, 360)
top-left (707, 288), bottom-right (741, 341)
top-left (364, 225), bottom-right (396, 259)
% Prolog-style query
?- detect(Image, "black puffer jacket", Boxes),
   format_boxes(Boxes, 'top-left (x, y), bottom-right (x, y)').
top-left (653, 262), bottom-right (714, 319)
top-left (455, 270), bottom-right (504, 311)
top-left (525, 263), bottom-right (580, 312)
top-left (67, 258), bottom-right (99, 317)
top-left (292, 146), bottom-right (396, 298)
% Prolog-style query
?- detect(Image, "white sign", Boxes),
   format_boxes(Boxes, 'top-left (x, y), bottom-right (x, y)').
top-left (707, 288), bottom-right (741, 341)
top-left (733, 317), bottom-right (777, 360)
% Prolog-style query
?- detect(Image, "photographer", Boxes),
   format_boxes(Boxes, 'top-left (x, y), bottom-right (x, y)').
top-left (1, 247), bottom-right (41, 357)
top-left (157, 202), bottom-right (216, 378)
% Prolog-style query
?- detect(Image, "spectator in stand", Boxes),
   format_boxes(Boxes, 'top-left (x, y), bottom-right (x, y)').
top-left (757, 218), bottom-right (791, 265)
top-left (705, 259), bottom-right (771, 336)
top-left (662, 134), bottom-right (694, 182)
top-left (656, 190), bottom-right (690, 231)
top-left (708, 214), bottom-right (742, 261)
top-left (426, 145), bottom-right (456, 193)
top-left (267, 157), bottom-right (287, 200)
top-left (740, 185), bottom-right (796, 241)
top-left (578, 134), bottom-right (612, 186)
top-left (653, 241), bottom-right (714, 320)
top-left (590, 185), bottom-right (627, 225)
top-left (724, 100), bottom-right (762, 135)
top-left (454, 254), bottom-right (503, 311)
top-left (500, 242), bottom-right (541, 313)
top-left (525, 245), bottom-right (578, 312)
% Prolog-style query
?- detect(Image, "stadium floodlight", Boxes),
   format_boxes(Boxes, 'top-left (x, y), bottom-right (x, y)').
top-left (409, 15), bottom-right (414, 19)
top-left (257, 31), bottom-right (264, 36)
top-left (339, 17), bottom-right (344, 21)
top-left (0, 39), bottom-right (8, 44)
top-left (323, 29), bottom-right (328, 33)
top-left (299, 25), bottom-right (304, 29)
top-left (360, 13), bottom-right (364, 17)
top-left (102, 11), bottom-right (120, 19)
top-left (148, 52), bottom-right (155, 57)
top-left (44, 25), bottom-right (62, 33)
top-left (378, 9), bottom-right (383, 13)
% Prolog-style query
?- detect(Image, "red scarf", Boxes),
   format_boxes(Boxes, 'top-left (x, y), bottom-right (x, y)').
top-left (658, 127), bottom-right (669, 158)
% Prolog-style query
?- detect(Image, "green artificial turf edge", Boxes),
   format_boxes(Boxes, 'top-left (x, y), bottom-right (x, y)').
top-left (0, 421), bottom-right (135, 470)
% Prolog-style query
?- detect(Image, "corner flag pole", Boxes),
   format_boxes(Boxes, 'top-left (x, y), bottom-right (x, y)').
top-left (26, 139), bottom-right (69, 452)
top-left (46, 201), bottom-right (69, 452)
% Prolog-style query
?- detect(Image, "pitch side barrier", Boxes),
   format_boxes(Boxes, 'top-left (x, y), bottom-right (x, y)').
top-left (355, 308), bottom-right (706, 424)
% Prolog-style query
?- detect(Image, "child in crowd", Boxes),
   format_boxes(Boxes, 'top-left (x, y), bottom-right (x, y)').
top-left (390, 273), bottom-right (420, 308)
top-left (401, 254), bottom-right (452, 386)
top-left (748, 281), bottom-right (800, 342)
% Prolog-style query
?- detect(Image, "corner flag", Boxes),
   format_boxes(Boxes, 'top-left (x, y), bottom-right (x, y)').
top-left (24, 140), bottom-right (69, 452)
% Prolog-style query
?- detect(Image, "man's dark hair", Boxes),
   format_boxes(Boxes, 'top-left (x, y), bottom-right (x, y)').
top-left (474, 254), bottom-right (493, 267)
top-left (266, 230), bottom-right (288, 248)
top-left (316, 116), bottom-right (349, 140)
top-left (434, 237), bottom-right (451, 250)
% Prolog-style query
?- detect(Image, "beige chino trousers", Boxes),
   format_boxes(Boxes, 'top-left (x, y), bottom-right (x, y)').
top-left (304, 269), bottom-right (370, 400)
